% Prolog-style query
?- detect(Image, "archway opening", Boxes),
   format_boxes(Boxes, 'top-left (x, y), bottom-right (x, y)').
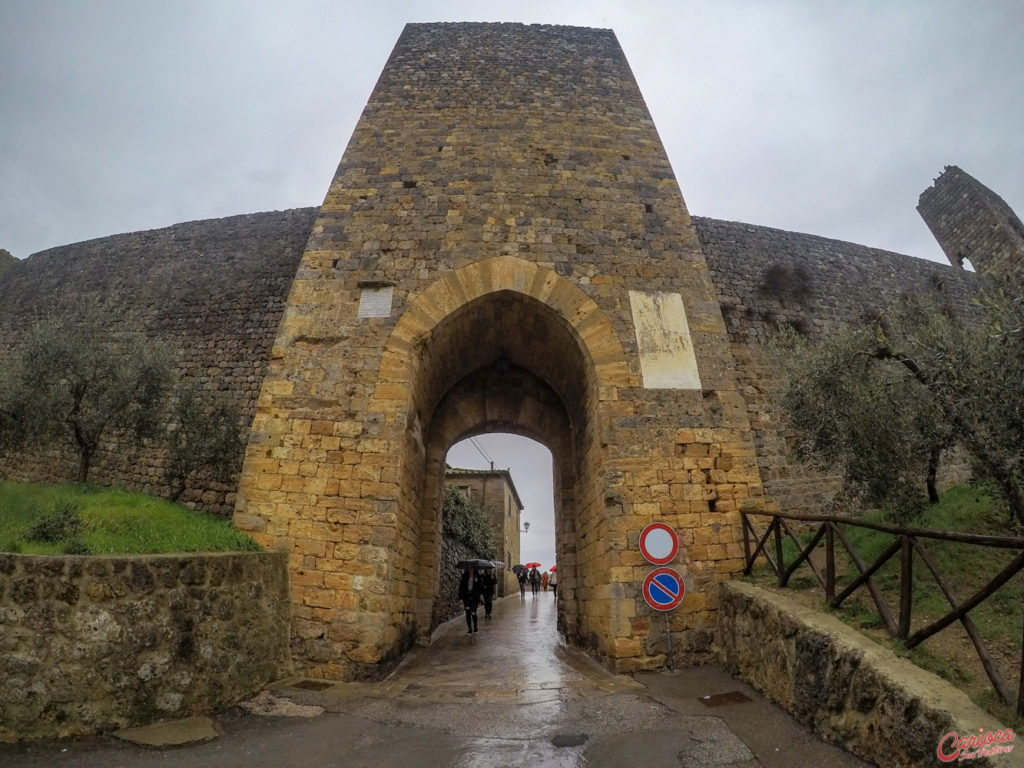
top-left (446, 432), bottom-right (557, 596)
top-left (400, 289), bottom-right (598, 645)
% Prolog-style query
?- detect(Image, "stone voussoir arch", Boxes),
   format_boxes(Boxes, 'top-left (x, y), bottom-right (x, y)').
top-left (372, 255), bottom-right (632, 408)
top-left (372, 255), bottom-right (631, 648)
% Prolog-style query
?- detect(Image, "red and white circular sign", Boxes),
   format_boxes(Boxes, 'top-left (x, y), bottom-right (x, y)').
top-left (639, 522), bottom-right (679, 565)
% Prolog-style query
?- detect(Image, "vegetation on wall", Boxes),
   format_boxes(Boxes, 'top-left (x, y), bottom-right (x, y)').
top-left (0, 301), bottom-right (173, 483)
top-left (0, 301), bottom-right (246, 497)
top-left (442, 486), bottom-right (497, 559)
top-left (0, 248), bottom-right (15, 274)
top-left (774, 275), bottom-right (1024, 524)
top-left (760, 262), bottom-right (812, 303)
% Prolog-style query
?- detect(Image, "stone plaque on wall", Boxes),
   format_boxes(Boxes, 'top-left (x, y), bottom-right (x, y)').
top-left (629, 290), bottom-right (702, 389)
top-left (357, 285), bottom-right (394, 318)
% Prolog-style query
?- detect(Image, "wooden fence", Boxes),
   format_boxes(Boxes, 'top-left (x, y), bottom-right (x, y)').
top-left (740, 509), bottom-right (1024, 715)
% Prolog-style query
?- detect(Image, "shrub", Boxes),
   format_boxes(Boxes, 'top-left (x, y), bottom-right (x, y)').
top-left (442, 487), bottom-right (497, 559)
top-left (27, 502), bottom-right (83, 543)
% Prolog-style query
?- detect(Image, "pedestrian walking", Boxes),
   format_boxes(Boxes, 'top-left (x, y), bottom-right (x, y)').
top-left (549, 568), bottom-right (557, 597)
top-left (458, 565), bottom-right (482, 634)
top-left (541, 571), bottom-right (549, 591)
top-left (517, 568), bottom-right (528, 599)
top-left (529, 567), bottom-right (541, 596)
top-left (480, 567), bottom-right (497, 619)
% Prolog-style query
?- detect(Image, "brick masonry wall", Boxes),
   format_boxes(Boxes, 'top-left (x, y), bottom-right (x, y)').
top-left (0, 209), bottom-right (317, 514)
top-left (0, 551), bottom-right (291, 742)
top-left (693, 216), bottom-right (978, 515)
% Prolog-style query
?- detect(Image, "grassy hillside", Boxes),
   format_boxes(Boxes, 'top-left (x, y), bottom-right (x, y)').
top-left (0, 482), bottom-right (260, 554)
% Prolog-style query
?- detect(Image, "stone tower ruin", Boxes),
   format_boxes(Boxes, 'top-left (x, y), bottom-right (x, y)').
top-left (919, 165), bottom-right (1024, 276)
top-left (232, 22), bottom-right (770, 679)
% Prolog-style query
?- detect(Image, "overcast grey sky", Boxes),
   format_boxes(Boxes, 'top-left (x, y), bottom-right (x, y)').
top-left (3, 1), bottom-right (1022, 567)
top-left (448, 435), bottom-right (555, 570)
top-left (3, 1), bottom-right (1022, 263)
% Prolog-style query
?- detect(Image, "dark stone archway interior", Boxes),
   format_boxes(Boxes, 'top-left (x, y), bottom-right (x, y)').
top-left (411, 291), bottom-right (597, 642)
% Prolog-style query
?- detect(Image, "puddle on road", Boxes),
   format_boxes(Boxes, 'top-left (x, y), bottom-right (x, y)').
top-left (456, 737), bottom-right (587, 768)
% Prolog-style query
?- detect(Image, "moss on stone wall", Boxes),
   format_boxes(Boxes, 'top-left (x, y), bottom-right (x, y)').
top-left (0, 551), bottom-right (291, 742)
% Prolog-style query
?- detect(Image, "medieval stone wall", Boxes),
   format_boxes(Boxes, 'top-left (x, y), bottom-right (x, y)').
top-left (0, 208), bottom-right (317, 513)
top-left (717, 582), bottom-right (1009, 768)
top-left (693, 216), bottom-right (978, 515)
top-left (0, 551), bottom-right (291, 742)
top-left (0, 205), bottom-right (982, 524)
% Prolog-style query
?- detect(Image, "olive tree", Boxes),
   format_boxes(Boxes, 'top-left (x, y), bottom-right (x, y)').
top-left (775, 275), bottom-right (1024, 524)
top-left (777, 325), bottom-right (953, 522)
top-left (165, 385), bottom-right (245, 501)
top-left (0, 303), bottom-right (173, 482)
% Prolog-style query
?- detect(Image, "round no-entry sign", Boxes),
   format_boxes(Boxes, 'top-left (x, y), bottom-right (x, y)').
top-left (639, 522), bottom-right (679, 565)
top-left (642, 567), bottom-right (686, 611)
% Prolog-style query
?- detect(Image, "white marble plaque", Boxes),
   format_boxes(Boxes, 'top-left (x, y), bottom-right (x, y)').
top-left (629, 290), bottom-right (702, 389)
top-left (357, 286), bottom-right (394, 318)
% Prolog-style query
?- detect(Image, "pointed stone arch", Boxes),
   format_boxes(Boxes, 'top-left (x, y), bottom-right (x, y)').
top-left (371, 255), bottom-right (631, 404)
top-left (368, 256), bottom-right (631, 643)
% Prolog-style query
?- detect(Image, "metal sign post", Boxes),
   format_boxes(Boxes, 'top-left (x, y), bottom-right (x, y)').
top-left (639, 523), bottom-right (684, 672)
top-left (665, 613), bottom-right (674, 672)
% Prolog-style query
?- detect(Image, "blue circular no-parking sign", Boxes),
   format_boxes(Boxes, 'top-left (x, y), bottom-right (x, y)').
top-left (642, 567), bottom-right (685, 611)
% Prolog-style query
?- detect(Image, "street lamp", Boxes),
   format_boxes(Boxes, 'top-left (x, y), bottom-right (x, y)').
top-left (520, 521), bottom-right (530, 533)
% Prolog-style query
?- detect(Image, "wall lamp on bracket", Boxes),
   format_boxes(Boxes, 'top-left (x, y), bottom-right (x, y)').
top-left (521, 521), bottom-right (530, 533)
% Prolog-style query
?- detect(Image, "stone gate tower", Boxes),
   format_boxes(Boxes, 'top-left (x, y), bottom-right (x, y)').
top-left (233, 22), bottom-right (770, 680)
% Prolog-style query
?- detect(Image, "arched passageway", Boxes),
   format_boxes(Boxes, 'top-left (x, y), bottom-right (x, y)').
top-left (446, 433), bottom-right (557, 596)
top-left (366, 256), bottom-right (633, 660)
top-left (401, 288), bottom-right (597, 646)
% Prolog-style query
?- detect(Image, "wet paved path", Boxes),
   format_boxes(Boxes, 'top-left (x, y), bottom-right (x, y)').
top-left (2, 591), bottom-right (872, 767)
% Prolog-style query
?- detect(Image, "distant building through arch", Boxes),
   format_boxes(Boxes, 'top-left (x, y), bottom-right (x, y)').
top-left (445, 465), bottom-right (524, 595)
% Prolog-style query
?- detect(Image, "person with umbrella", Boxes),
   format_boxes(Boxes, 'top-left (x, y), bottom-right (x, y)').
top-left (527, 563), bottom-right (541, 596)
top-left (479, 564), bottom-right (497, 620)
top-left (549, 565), bottom-right (557, 597)
top-left (458, 562), bottom-right (484, 634)
top-left (513, 564), bottom-right (528, 599)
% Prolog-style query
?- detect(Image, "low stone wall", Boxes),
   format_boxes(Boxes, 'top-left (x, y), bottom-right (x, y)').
top-left (717, 581), bottom-right (1019, 768)
top-left (0, 551), bottom-right (291, 742)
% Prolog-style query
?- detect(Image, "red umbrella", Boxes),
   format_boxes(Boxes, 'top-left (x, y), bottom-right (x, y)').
top-left (524, 562), bottom-right (541, 568)
top-left (549, 565), bottom-right (556, 572)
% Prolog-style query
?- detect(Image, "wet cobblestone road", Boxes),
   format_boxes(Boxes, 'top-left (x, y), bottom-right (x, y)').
top-left (2, 591), bottom-right (871, 767)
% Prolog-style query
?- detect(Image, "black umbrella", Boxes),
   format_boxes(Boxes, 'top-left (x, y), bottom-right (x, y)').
top-left (511, 564), bottom-right (526, 575)
top-left (456, 559), bottom-right (498, 569)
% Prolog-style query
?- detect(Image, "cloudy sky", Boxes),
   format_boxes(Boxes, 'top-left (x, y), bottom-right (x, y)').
top-left (3, 1), bottom-right (1022, 567)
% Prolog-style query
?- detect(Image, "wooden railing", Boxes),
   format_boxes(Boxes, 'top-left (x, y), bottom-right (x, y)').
top-left (740, 509), bottom-right (1024, 716)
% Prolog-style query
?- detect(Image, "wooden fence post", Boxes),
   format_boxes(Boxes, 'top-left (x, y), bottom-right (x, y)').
top-left (898, 535), bottom-right (912, 641)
